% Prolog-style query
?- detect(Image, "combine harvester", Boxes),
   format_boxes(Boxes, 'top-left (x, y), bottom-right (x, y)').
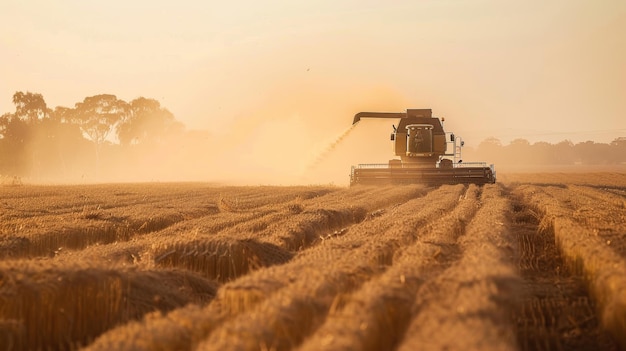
top-left (350, 108), bottom-right (496, 186)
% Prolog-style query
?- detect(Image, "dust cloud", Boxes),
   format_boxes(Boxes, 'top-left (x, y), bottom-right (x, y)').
top-left (188, 84), bottom-right (408, 186)
top-left (303, 119), bottom-right (399, 185)
top-left (19, 84), bottom-right (408, 186)
top-left (308, 122), bottom-right (359, 170)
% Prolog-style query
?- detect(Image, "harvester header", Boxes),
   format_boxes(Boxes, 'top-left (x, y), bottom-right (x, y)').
top-left (349, 109), bottom-right (496, 186)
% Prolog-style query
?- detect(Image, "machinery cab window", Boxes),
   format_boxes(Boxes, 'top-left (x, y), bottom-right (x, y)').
top-left (406, 124), bottom-right (433, 155)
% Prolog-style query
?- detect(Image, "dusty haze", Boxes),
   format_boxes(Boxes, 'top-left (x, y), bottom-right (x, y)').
top-left (1, 1), bottom-right (624, 184)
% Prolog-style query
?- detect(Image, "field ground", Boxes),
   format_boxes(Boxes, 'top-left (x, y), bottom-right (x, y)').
top-left (0, 172), bottom-right (625, 350)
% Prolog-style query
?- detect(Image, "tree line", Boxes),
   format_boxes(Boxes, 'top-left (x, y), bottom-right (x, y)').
top-left (1, 91), bottom-right (624, 181)
top-left (465, 136), bottom-right (626, 166)
top-left (0, 91), bottom-right (198, 181)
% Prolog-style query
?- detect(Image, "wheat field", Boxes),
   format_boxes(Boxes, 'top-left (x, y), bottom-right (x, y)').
top-left (0, 173), bottom-right (625, 350)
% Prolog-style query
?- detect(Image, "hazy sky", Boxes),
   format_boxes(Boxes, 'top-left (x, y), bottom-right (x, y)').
top-left (2, 0), bottom-right (625, 145)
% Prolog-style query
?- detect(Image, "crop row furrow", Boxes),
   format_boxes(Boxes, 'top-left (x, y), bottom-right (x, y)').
top-left (568, 185), bottom-right (626, 209)
top-left (84, 185), bottom-right (466, 351)
top-left (0, 185), bottom-right (206, 218)
top-left (0, 260), bottom-right (217, 351)
top-left (0, 205), bottom-right (220, 260)
top-left (509, 185), bottom-right (618, 350)
top-left (65, 208), bottom-right (281, 265)
top-left (501, 172), bottom-right (626, 188)
top-left (194, 185), bottom-right (467, 351)
top-left (296, 185), bottom-right (482, 351)
top-left (63, 185), bottom-right (352, 265)
top-left (0, 184), bottom-right (336, 258)
top-left (518, 184), bottom-right (626, 349)
top-left (145, 185), bottom-right (427, 281)
top-left (397, 184), bottom-right (520, 351)
top-left (1, 186), bottom-right (333, 261)
top-left (540, 185), bottom-right (626, 258)
top-left (200, 186), bottom-right (463, 350)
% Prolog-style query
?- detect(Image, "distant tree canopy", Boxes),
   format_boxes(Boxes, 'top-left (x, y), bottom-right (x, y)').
top-left (0, 91), bottom-right (192, 179)
top-left (467, 137), bottom-right (626, 166)
top-left (73, 94), bottom-right (128, 147)
top-left (12, 91), bottom-right (49, 122)
top-left (117, 97), bottom-right (184, 146)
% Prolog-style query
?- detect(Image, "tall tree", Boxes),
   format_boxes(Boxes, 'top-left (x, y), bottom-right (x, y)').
top-left (0, 112), bottom-right (13, 139)
top-left (0, 112), bottom-right (30, 175)
top-left (42, 107), bottom-right (89, 177)
top-left (12, 91), bottom-right (49, 122)
top-left (73, 94), bottom-right (128, 146)
top-left (52, 106), bottom-right (76, 123)
top-left (72, 94), bottom-right (128, 175)
top-left (0, 91), bottom-right (50, 176)
top-left (117, 97), bottom-right (183, 146)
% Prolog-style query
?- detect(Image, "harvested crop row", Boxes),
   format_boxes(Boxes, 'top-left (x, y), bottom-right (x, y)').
top-left (517, 184), bottom-right (626, 349)
top-left (216, 184), bottom-right (462, 314)
top-left (81, 187), bottom-right (428, 349)
top-left (567, 185), bottom-right (626, 210)
top-left (0, 204), bottom-right (218, 259)
top-left (212, 186), bottom-right (338, 213)
top-left (397, 184), bottom-right (520, 351)
top-left (253, 184), bottom-right (428, 249)
top-left (0, 184), bottom-right (331, 227)
top-left (60, 187), bottom-right (346, 265)
top-left (509, 190), bottom-right (616, 350)
top-left (0, 185), bottom-right (331, 260)
top-left (0, 260), bottom-right (217, 351)
top-left (146, 185), bottom-right (426, 281)
top-left (62, 207), bottom-right (284, 265)
top-left (501, 172), bottom-right (626, 187)
top-left (0, 183), bottom-right (215, 218)
top-left (0, 184), bottom-right (222, 259)
top-left (206, 185), bottom-right (448, 306)
top-left (296, 185), bottom-right (482, 351)
top-left (605, 186), bottom-right (626, 198)
top-left (539, 185), bottom-right (626, 257)
top-left (193, 185), bottom-right (467, 351)
top-left (187, 185), bottom-right (422, 246)
top-left (150, 237), bottom-right (294, 283)
top-left (84, 185), bottom-right (465, 351)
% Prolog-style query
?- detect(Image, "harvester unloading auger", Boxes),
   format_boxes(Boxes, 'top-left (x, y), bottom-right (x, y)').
top-left (349, 109), bottom-right (496, 186)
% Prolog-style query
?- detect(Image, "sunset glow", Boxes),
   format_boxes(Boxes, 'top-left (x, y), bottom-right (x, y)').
top-left (1, 1), bottom-right (625, 183)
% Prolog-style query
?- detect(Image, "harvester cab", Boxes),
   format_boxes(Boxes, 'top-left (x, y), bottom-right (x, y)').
top-left (349, 109), bottom-right (496, 186)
